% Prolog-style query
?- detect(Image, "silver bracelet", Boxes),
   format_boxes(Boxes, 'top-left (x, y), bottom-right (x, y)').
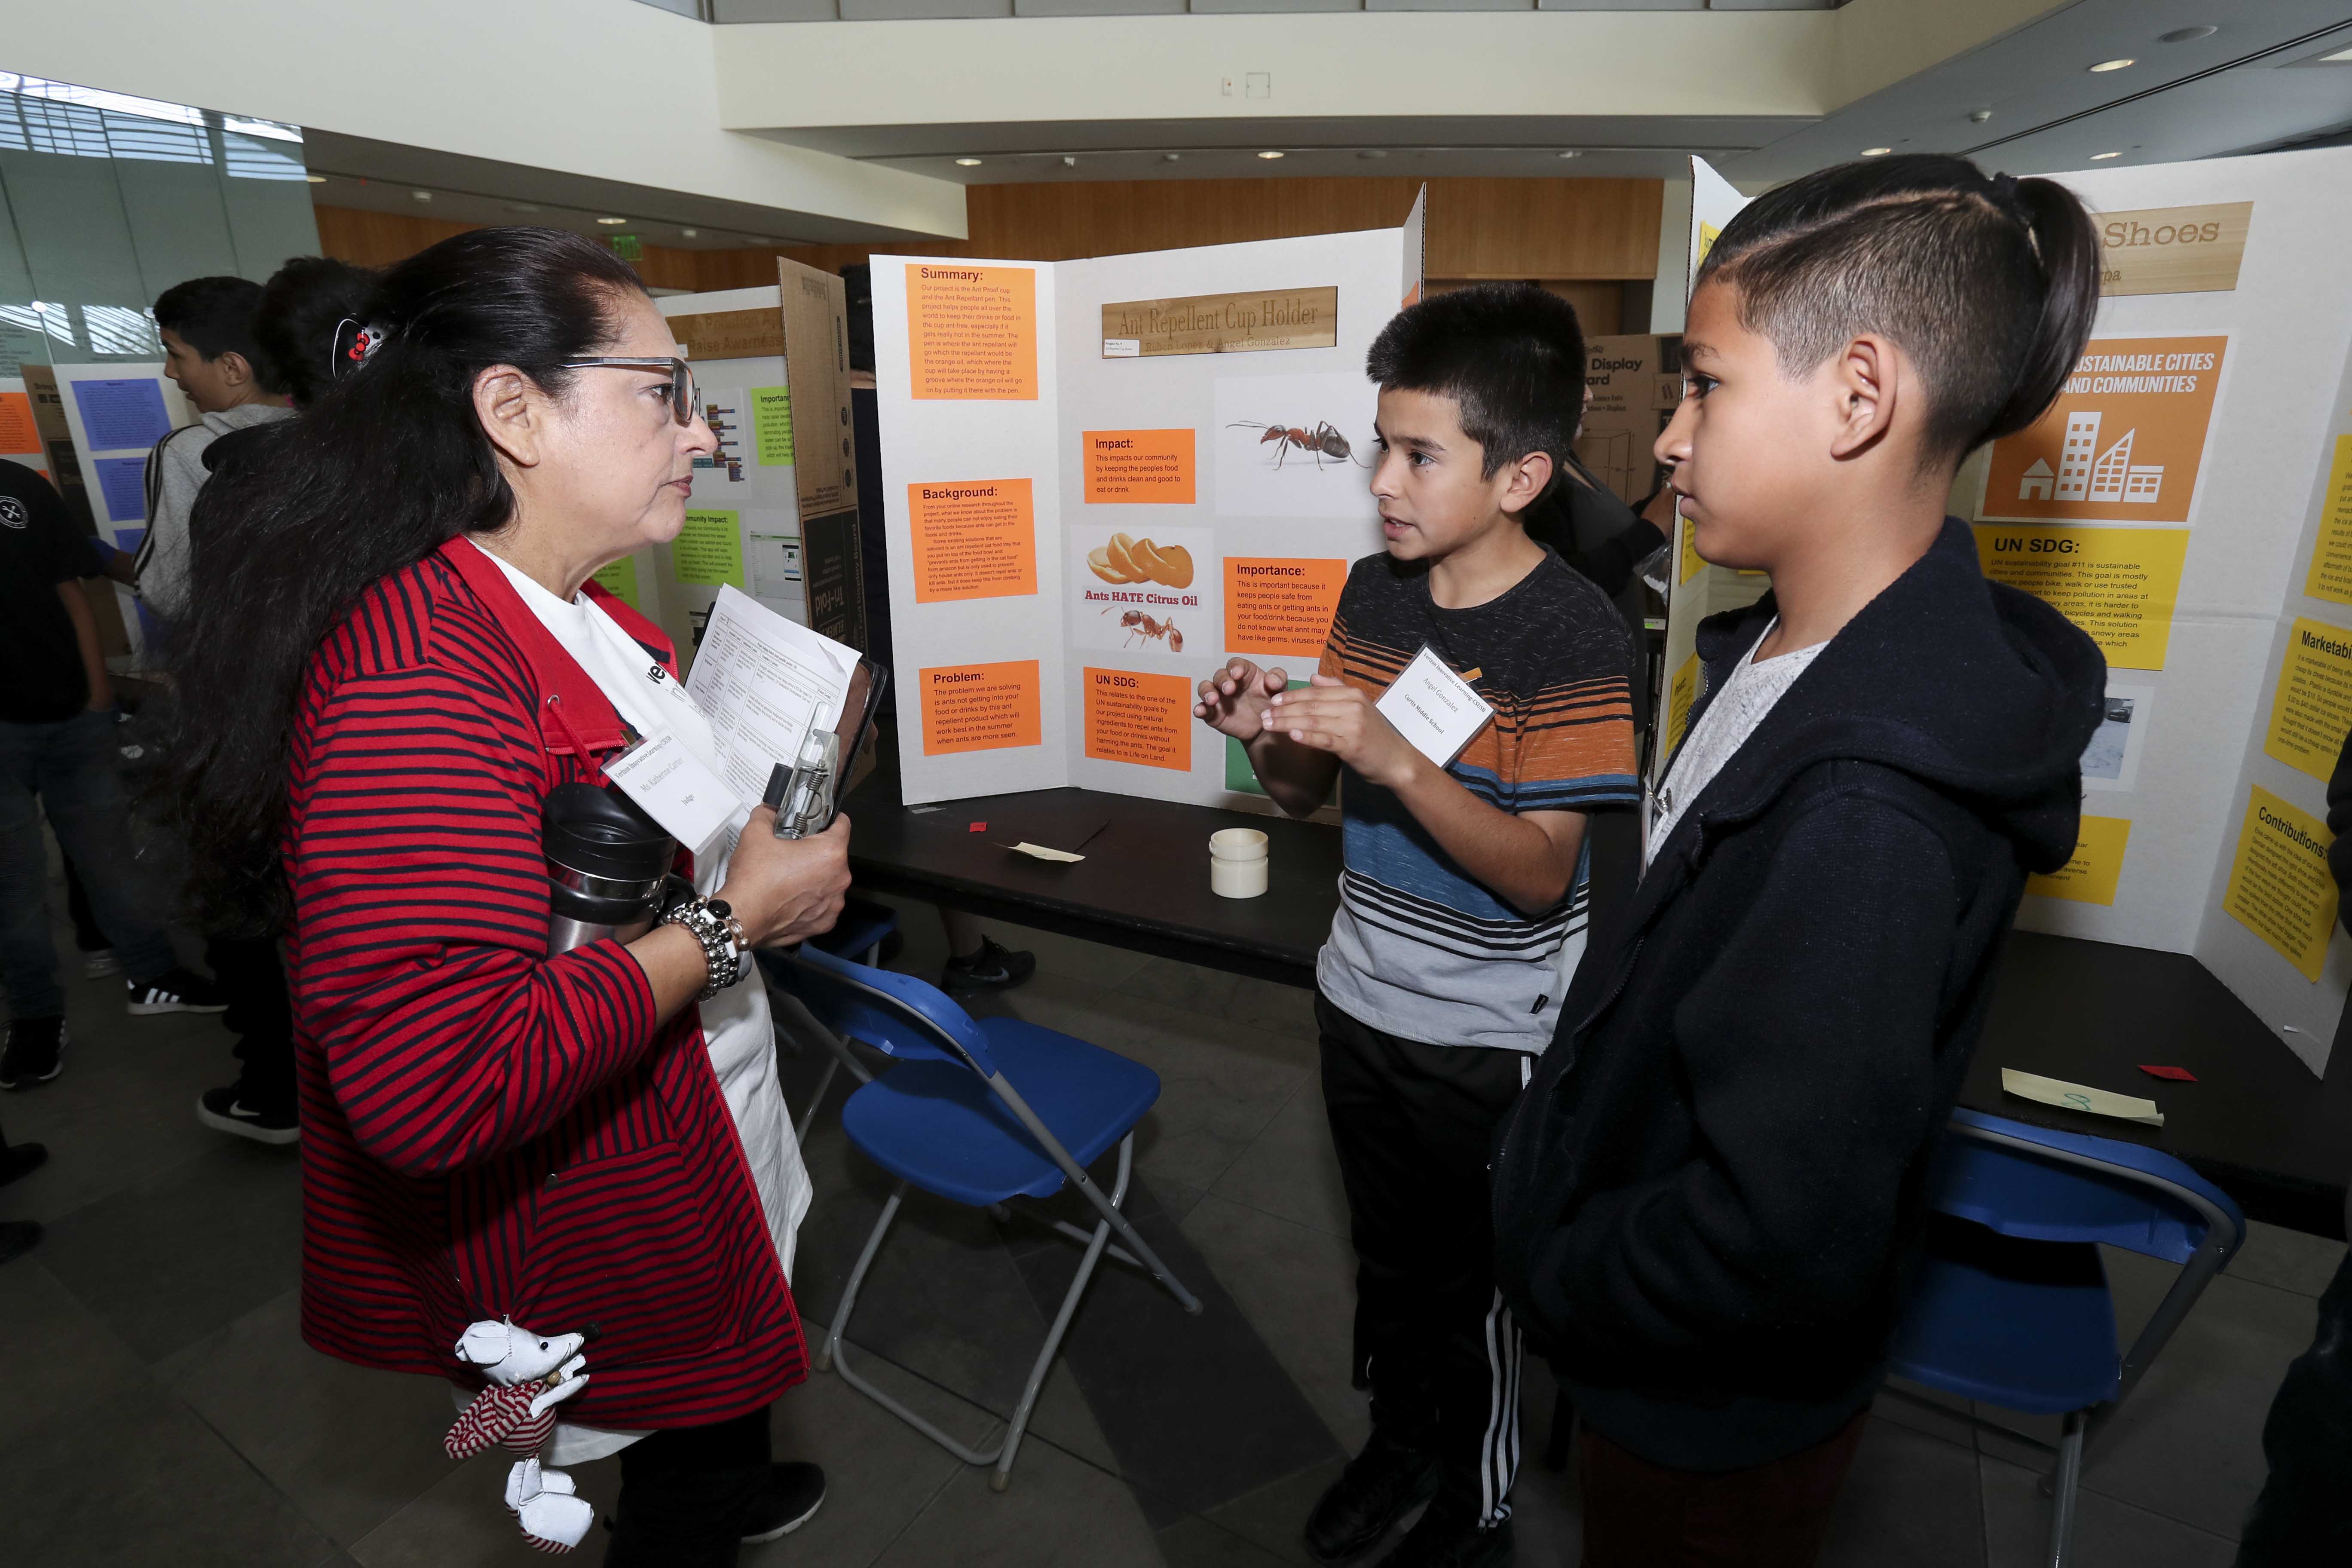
top-left (661, 896), bottom-right (745, 1001)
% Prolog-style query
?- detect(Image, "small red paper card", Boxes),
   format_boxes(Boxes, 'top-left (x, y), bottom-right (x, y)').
top-left (2137, 1065), bottom-right (2198, 1082)
top-left (969, 822), bottom-right (987, 833)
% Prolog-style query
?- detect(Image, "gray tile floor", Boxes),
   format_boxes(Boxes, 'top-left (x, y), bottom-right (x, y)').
top-left (0, 879), bottom-right (2338, 1566)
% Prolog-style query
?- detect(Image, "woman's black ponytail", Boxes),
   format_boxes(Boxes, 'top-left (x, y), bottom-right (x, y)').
top-left (1699, 152), bottom-right (2103, 465)
top-left (159, 226), bottom-right (646, 933)
top-left (1982, 175), bottom-right (2102, 443)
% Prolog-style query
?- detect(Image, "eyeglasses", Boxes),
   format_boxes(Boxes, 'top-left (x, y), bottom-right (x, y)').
top-left (560, 356), bottom-right (701, 426)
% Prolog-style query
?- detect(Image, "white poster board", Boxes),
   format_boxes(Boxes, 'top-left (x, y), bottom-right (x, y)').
top-left (873, 224), bottom-right (1412, 811)
top-left (1943, 147), bottom-right (2352, 1075)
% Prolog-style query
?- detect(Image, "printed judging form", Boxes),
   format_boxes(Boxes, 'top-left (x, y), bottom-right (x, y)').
top-left (684, 585), bottom-right (860, 806)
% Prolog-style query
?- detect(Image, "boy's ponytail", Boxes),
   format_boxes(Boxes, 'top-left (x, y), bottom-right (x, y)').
top-left (1981, 174), bottom-right (2101, 443)
top-left (1699, 152), bottom-right (2104, 466)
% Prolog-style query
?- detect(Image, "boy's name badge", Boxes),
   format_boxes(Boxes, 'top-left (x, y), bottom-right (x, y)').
top-left (1376, 645), bottom-right (1494, 769)
top-left (605, 730), bottom-right (738, 856)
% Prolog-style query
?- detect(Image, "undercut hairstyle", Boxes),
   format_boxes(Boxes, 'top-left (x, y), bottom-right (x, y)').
top-left (152, 275), bottom-right (265, 364)
top-left (1696, 153), bottom-right (2101, 466)
top-left (252, 256), bottom-right (380, 406)
top-left (1366, 282), bottom-right (1587, 489)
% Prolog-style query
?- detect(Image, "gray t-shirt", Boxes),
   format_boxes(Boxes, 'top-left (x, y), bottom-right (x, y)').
top-left (1647, 621), bottom-right (1826, 867)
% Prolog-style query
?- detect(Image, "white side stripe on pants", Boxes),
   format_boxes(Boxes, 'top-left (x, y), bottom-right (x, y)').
top-left (1478, 1289), bottom-right (1522, 1525)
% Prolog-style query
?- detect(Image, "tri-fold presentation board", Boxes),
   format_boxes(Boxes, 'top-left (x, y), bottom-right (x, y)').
top-left (41, 359), bottom-right (194, 662)
top-left (1951, 146), bottom-right (2352, 1075)
top-left (874, 189), bottom-right (1426, 811)
top-left (1658, 150), bottom-right (2352, 1075)
top-left (619, 259), bottom-right (865, 670)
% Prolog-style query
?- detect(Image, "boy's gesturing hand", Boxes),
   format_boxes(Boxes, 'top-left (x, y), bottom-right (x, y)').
top-left (1265, 674), bottom-right (1422, 789)
top-left (1194, 658), bottom-right (1289, 741)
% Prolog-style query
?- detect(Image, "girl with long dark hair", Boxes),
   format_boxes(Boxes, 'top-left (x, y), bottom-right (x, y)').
top-left (162, 227), bottom-right (849, 1564)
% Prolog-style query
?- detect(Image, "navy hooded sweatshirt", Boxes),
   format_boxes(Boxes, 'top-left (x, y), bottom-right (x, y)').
top-left (1491, 516), bottom-right (2106, 1471)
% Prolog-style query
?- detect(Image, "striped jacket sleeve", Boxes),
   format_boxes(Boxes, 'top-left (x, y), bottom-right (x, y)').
top-left (288, 658), bottom-right (658, 1180)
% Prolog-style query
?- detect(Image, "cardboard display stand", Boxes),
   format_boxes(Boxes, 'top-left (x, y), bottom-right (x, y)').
top-left (874, 193), bottom-right (1425, 814)
top-left (647, 260), bottom-right (866, 671)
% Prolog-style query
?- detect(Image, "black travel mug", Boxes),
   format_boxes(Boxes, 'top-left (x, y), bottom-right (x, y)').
top-left (541, 783), bottom-right (677, 956)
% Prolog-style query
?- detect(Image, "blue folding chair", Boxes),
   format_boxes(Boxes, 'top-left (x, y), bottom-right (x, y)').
top-left (766, 943), bottom-right (1203, 1489)
top-left (777, 900), bottom-right (901, 1145)
top-left (1886, 1108), bottom-right (2245, 1567)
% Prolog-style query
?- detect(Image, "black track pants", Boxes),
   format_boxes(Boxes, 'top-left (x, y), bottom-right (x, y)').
top-left (1317, 992), bottom-right (1529, 1526)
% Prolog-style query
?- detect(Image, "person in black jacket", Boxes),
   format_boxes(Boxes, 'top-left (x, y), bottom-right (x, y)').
top-left (1490, 154), bottom-right (2108, 1566)
top-left (2232, 728), bottom-right (2352, 1565)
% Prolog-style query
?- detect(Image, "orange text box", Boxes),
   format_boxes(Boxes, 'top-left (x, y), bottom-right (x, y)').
top-left (919, 660), bottom-right (1042, 756)
top-left (1083, 667), bottom-right (1193, 772)
top-left (1225, 557), bottom-right (1348, 661)
top-left (1981, 335), bottom-right (2226, 524)
top-left (906, 264), bottom-right (1038, 401)
top-left (0, 392), bottom-right (36, 452)
top-left (908, 478), bottom-right (1037, 603)
top-left (1084, 429), bottom-right (1195, 504)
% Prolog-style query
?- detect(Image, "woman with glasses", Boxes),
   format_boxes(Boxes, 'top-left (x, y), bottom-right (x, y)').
top-left (159, 227), bottom-right (847, 1565)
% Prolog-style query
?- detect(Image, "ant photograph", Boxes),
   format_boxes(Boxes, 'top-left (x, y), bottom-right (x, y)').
top-left (1212, 370), bottom-right (1381, 521)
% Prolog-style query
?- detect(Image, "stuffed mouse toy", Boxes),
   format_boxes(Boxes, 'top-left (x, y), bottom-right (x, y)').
top-left (446, 1319), bottom-right (595, 1553)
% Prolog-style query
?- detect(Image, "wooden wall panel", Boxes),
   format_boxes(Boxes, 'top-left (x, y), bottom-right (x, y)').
top-left (315, 176), bottom-right (1662, 300)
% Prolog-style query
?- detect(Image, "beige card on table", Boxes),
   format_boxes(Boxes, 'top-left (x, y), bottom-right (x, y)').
top-left (2000, 1068), bottom-right (2165, 1128)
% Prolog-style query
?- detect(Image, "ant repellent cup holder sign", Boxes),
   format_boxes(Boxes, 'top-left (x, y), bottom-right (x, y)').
top-left (1210, 827), bottom-right (1269, 899)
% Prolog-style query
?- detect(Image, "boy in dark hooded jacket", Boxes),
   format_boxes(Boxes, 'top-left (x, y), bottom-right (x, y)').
top-left (1491, 155), bottom-right (2110, 1565)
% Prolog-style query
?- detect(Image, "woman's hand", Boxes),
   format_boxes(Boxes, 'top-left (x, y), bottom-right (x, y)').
top-left (717, 807), bottom-right (851, 949)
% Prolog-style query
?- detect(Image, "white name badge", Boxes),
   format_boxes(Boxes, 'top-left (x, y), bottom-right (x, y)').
top-left (1375, 645), bottom-right (1495, 768)
top-left (604, 731), bottom-right (739, 856)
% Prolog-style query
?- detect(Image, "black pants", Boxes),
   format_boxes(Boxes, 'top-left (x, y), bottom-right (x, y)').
top-left (2236, 1250), bottom-right (2352, 1564)
top-left (604, 1405), bottom-right (772, 1568)
top-left (206, 934), bottom-right (295, 1116)
top-left (1317, 993), bottom-right (1528, 1526)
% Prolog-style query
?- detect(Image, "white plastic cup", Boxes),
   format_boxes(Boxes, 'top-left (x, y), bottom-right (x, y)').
top-left (1210, 827), bottom-right (1270, 899)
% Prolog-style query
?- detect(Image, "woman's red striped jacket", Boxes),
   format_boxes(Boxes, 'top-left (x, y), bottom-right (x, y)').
top-left (282, 536), bottom-right (805, 1427)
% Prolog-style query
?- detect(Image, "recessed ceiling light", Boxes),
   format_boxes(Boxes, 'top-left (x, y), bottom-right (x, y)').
top-left (2159, 26), bottom-right (2217, 44)
top-left (1557, 150), bottom-right (1581, 160)
top-left (1862, 147), bottom-right (1894, 157)
top-left (1061, 155), bottom-right (1077, 167)
top-left (411, 190), bottom-right (431, 202)
top-left (508, 202), bottom-right (541, 213)
top-left (2091, 151), bottom-right (2123, 160)
top-left (955, 157), bottom-right (982, 167)
top-left (1163, 153), bottom-right (1182, 162)
top-left (1969, 109), bottom-right (1993, 123)
top-left (304, 173), bottom-right (325, 184)
top-left (2321, 45), bottom-right (2352, 63)
top-left (2088, 58), bottom-right (2135, 72)
top-left (596, 217), bottom-right (627, 225)
top-left (1258, 150), bottom-right (1285, 160)
top-left (681, 228), bottom-right (698, 239)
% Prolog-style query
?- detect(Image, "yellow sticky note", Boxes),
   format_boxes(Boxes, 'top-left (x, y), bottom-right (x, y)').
top-left (2027, 815), bottom-right (2131, 906)
top-left (2266, 618), bottom-right (2352, 783)
top-left (1663, 653), bottom-right (1700, 759)
top-left (672, 509), bottom-right (744, 588)
top-left (2301, 435), bottom-right (2352, 605)
top-left (1972, 524), bottom-right (2191, 671)
top-left (2223, 787), bottom-right (2337, 982)
top-left (2000, 1068), bottom-right (2165, 1127)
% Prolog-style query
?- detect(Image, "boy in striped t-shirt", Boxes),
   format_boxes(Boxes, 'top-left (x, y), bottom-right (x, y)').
top-left (1196, 284), bottom-right (1638, 1568)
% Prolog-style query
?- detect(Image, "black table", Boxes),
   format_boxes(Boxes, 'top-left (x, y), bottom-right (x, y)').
top-left (845, 752), bottom-right (2352, 1237)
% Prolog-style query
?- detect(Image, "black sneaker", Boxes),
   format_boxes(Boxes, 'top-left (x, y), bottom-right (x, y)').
top-left (739, 1460), bottom-right (825, 1544)
top-left (1305, 1431), bottom-right (1441, 1563)
top-left (126, 967), bottom-right (227, 1016)
top-left (941, 937), bottom-right (1037, 994)
top-left (197, 1084), bottom-right (300, 1145)
top-left (0, 1016), bottom-right (64, 1090)
top-left (0, 1141), bottom-right (47, 1188)
top-left (1384, 1498), bottom-right (1513, 1568)
top-left (0, 1220), bottom-right (39, 1265)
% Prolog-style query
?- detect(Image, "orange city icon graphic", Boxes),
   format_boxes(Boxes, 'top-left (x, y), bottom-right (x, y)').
top-left (1981, 335), bottom-right (2226, 526)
